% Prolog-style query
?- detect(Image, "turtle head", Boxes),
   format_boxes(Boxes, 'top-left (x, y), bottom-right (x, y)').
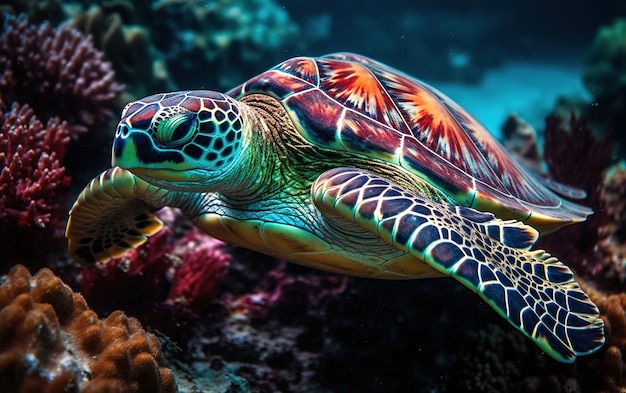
top-left (112, 90), bottom-right (244, 189)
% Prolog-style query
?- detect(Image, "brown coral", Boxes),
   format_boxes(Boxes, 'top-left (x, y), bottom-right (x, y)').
top-left (598, 163), bottom-right (626, 278)
top-left (581, 283), bottom-right (626, 393)
top-left (0, 264), bottom-right (176, 393)
top-left (543, 114), bottom-right (612, 197)
top-left (0, 14), bottom-right (122, 135)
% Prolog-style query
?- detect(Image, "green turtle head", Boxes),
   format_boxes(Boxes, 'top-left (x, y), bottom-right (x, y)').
top-left (112, 91), bottom-right (245, 186)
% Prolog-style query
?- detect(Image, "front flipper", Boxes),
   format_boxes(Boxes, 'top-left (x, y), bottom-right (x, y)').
top-left (312, 167), bottom-right (604, 363)
top-left (66, 167), bottom-right (169, 265)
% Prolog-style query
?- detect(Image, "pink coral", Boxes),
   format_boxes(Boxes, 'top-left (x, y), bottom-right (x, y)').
top-left (0, 103), bottom-right (71, 268)
top-left (80, 214), bottom-right (234, 316)
top-left (0, 103), bottom-right (70, 230)
top-left (79, 227), bottom-right (174, 317)
top-left (79, 209), bottom-right (233, 343)
top-left (0, 14), bottom-right (122, 135)
top-left (168, 228), bottom-right (231, 309)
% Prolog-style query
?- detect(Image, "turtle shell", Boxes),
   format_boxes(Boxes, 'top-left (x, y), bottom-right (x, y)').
top-left (227, 53), bottom-right (590, 232)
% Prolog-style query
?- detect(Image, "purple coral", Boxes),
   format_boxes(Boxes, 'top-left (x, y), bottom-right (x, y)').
top-left (0, 14), bottom-right (122, 135)
top-left (536, 114), bottom-right (615, 287)
top-left (228, 261), bottom-right (348, 320)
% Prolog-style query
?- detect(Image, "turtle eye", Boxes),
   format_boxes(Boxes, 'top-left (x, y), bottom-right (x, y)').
top-left (155, 113), bottom-right (196, 146)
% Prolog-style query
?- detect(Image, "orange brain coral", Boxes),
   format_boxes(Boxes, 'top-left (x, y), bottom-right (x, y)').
top-left (0, 265), bottom-right (176, 393)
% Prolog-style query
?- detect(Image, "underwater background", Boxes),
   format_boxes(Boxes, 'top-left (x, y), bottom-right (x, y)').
top-left (1, 0), bottom-right (626, 392)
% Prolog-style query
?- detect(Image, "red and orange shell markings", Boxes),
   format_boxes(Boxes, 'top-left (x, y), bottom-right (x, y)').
top-left (378, 70), bottom-right (508, 189)
top-left (278, 57), bottom-right (319, 86)
top-left (319, 60), bottom-right (405, 129)
top-left (233, 53), bottom-right (591, 227)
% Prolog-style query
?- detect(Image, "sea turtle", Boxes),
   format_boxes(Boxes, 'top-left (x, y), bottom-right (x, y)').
top-left (66, 53), bottom-right (604, 363)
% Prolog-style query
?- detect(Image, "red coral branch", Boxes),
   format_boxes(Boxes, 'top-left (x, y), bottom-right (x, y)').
top-left (0, 103), bottom-right (70, 231)
top-left (168, 228), bottom-right (231, 308)
top-left (79, 227), bottom-right (174, 317)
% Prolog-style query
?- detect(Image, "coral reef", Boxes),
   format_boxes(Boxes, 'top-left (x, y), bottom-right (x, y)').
top-left (501, 113), bottom-right (545, 173)
top-left (0, 14), bottom-right (122, 270)
top-left (193, 258), bottom-right (348, 392)
top-left (77, 209), bottom-right (350, 391)
top-left (168, 228), bottom-right (232, 309)
top-left (543, 114), bottom-right (612, 198)
top-left (0, 264), bottom-right (176, 393)
top-left (2, 4), bottom-right (625, 392)
top-left (597, 163), bottom-right (626, 284)
top-left (554, 18), bottom-right (626, 155)
top-left (583, 18), bottom-right (626, 108)
top-left (0, 103), bottom-right (69, 230)
top-left (0, 103), bottom-right (71, 268)
top-left (69, 3), bottom-right (176, 103)
top-left (3, 0), bottom-right (300, 104)
top-left (79, 209), bottom-right (232, 347)
top-left (536, 114), bottom-right (616, 288)
top-left (149, 0), bottom-right (299, 90)
top-left (0, 13), bottom-right (122, 135)
top-left (576, 282), bottom-right (626, 393)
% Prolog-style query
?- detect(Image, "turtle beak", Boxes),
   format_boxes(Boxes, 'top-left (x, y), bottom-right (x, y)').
top-left (111, 134), bottom-right (143, 168)
top-left (111, 131), bottom-right (152, 168)
top-left (111, 137), bottom-right (189, 182)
